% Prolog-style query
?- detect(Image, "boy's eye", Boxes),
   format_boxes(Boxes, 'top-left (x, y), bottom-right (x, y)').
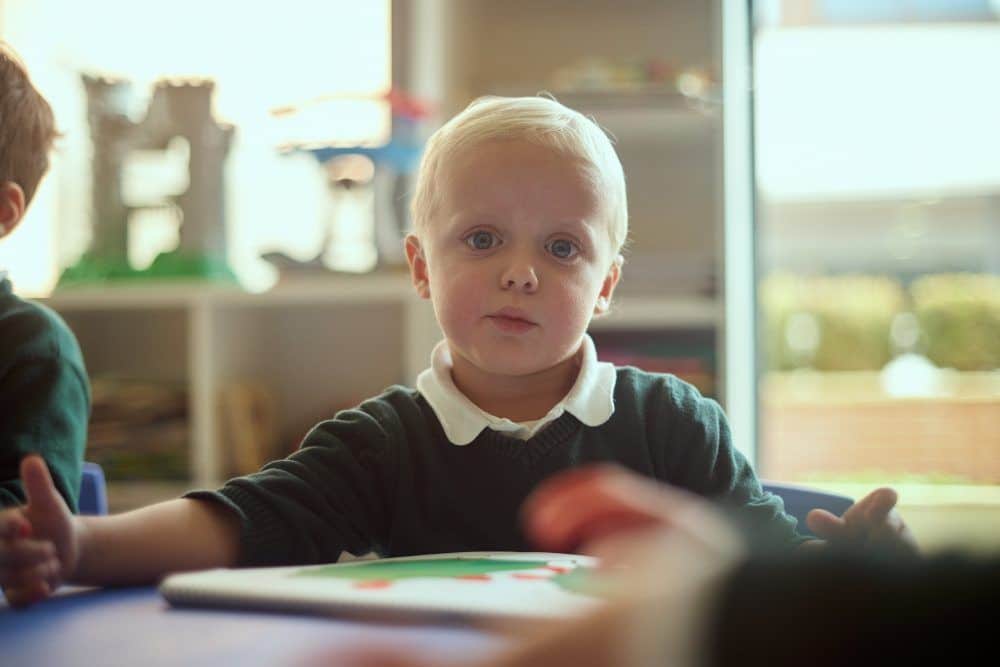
top-left (465, 230), bottom-right (500, 250)
top-left (547, 238), bottom-right (579, 260)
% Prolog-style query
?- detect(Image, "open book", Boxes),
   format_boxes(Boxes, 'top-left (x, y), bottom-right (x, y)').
top-left (160, 551), bottom-right (604, 622)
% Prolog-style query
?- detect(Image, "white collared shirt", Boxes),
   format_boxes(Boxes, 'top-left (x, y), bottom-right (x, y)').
top-left (416, 334), bottom-right (617, 445)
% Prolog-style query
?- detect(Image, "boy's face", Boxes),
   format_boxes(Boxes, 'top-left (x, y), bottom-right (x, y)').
top-left (407, 139), bottom-right (620, 380)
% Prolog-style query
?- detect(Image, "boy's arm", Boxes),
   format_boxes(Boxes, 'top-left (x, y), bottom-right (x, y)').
top-left (73, 497), bottom-right (240, 586)
top-left (2, 497), bottom-right (239, 605)
top-left (654, 379), bottom-right (804, 549)
top-left (184, 398), bottom-right (400, 568)
top-left (2, 457), bottom-right (239, 606)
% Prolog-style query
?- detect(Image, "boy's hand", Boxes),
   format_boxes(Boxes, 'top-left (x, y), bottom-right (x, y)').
top-left (521, 464), bottom-right (676, 554)
top-left (805, 487), bottom-right (919, 556)
top-left (0, 455), bottom-right (79, 607)
top-left (521, 464), bottom-right (743, 567)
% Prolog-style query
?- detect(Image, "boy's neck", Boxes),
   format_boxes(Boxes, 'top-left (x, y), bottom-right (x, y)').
top-left (450, 347), bottom-right (582, 422)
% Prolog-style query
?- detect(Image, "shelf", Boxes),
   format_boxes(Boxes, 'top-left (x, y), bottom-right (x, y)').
top-left (486, 85), bottom-right (718, 142)
top-left (41, 273), bottom-right (416, 311)
top-left (45, 278), bottom-right (718, 330)
top-left (489, 85), bottom-right (715, 109)
top-left (591, 295), bottom-right (719, 330)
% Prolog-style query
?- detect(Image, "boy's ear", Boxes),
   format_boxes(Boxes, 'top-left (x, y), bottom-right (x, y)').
top-left (405, 233), bottom-right (431, 299)
top-left (0, 182), bottom-right (26, 239)
top-left (594, 255), bottom-right (623, 316)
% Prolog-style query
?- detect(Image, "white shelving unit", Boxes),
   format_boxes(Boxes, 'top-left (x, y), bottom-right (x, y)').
top-left (44, 276), bottom-right (427, 487)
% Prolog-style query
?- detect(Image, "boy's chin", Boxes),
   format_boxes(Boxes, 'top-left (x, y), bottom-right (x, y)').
top-left (474, 350), bottom-right (577, 379)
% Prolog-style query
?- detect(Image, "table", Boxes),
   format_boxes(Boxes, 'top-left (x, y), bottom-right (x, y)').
top-left (1, 586), bottom-right (506, 666)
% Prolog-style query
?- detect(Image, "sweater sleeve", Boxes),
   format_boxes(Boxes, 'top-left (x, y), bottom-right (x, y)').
top-left (0, 310), bottom-right (90, 512)
top-left (185, 395), bottom-right (401, 567)
top-left (655, 375), bottom-right (805, 550)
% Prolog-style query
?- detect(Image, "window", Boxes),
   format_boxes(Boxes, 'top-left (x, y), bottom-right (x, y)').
top-left (748, 0), bottom-right (1000, 550)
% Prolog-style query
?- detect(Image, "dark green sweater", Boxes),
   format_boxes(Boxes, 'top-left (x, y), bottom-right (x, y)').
top-left (0, 275), bottom-right (90, 511)
top-left (192, 368), bottom-right (803, 566)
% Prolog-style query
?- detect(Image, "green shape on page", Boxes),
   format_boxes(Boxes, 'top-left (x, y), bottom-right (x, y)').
top-left (295, 556), bottom-right (615, 599)
top-left (296, 558), bottom-right (553, 581)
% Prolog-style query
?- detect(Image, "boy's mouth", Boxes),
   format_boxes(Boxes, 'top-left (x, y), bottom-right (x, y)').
top-left (486, 308), bottom-right (537, 333)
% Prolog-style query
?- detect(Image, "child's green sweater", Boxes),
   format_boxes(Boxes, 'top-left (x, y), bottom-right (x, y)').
top-left (0, 275), bottom-right (90, 511)
top-left (191, 368), bottom-right (803, 565)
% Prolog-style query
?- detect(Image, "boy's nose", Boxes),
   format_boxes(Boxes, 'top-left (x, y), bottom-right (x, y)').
top-left (500, 264), bottom-right (538, 293)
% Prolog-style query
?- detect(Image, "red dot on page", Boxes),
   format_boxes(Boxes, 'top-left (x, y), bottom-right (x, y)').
top-left (512, 573), bottom-right (550, 581)
top-left (353, 580), bottom-right (393, 589)
top-left (455, 574), bottom-right (491, 581)
top-left (545, 565), bottom-right (571, 574)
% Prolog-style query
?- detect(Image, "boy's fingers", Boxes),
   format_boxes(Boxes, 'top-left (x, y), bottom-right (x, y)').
top-left (843, 487), bottom-right (895, 524)
top-left (527, 487), bottom-right (661, 553)
top-left (860, 488), bottom-right (898, 525)
top-left (0, 511), bottom-right (30, 540)
top-left (867, 508), bottom-right (919, 553)
top-left (526, 489), bottom-right (619, 552)
top-left (526, 466), bottom-right (669, 533)
top-left (525, 467), bottom-right (708, 554)
top-left (525, 475), bottom-right (617, 540)
top-left (523, 465), bottom-right (624, 519)
top-left (0, 537), bottom-right (55, 567)
top-left (20, 455), bottom-right (62, 513)
top-left (0, 558), bottom-right (58, 589)
top-left (804, 509), bottom-right (847, 541)
top-left (2, 578), bottom-right (51, 608)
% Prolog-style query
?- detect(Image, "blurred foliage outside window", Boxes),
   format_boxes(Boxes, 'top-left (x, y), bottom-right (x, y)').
top-left (753, 2), bottom-right (1000, 509)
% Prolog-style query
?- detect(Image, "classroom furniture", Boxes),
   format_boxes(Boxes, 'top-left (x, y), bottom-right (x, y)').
top-left (763, 481), bottom-right (854, 538)
top-left (79, 462), bottom-right (108, 516)
top-left (0, 586), bottom-right (503, 666)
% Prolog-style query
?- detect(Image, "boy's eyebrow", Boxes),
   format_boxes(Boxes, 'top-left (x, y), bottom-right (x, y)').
top-left (554, 218), bottom-right (593, 230)
top-left (447, 211), bottom-right (501, 228)
top-left (553, 218), bottom-right (604, 237)
top-left (445, 214), bottom-right (601, 233)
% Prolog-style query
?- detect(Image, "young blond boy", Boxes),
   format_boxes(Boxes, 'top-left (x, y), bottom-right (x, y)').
top-left (0, 43), bottom-right (90, 512)
top-left (0, 96), bottom-right (910, 607)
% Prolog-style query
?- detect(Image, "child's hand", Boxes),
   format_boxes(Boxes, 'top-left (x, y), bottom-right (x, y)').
top-left (805, 487), bottom-right (919, 556)
top-left (1, 455), bottom-right (79, 607)
top-left (521, 464), bottom-right (743, 565)
top-left (521, 464), bottom-right (676, 554)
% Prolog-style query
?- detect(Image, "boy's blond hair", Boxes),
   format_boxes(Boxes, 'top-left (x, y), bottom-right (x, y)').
top-left (0, 42), bottom-right (58, 206)
top-left (411, 95), bottom-right (628, 255)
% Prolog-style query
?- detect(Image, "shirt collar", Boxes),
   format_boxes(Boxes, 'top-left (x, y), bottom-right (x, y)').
top-left (416, 333), bottom-right (616, 445)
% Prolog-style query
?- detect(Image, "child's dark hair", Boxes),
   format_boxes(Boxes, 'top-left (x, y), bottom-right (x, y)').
top-left (0, 41), bottom-right (58, 205)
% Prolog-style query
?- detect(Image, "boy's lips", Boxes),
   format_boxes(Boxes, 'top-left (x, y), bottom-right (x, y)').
top-left (486, 307), bottom-right (537, 333)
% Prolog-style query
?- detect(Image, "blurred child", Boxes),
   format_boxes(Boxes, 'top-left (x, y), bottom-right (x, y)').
top-left (0, 42), bottom-right (89, 512)
top-left (0, 95), bottom-right (911, 607)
